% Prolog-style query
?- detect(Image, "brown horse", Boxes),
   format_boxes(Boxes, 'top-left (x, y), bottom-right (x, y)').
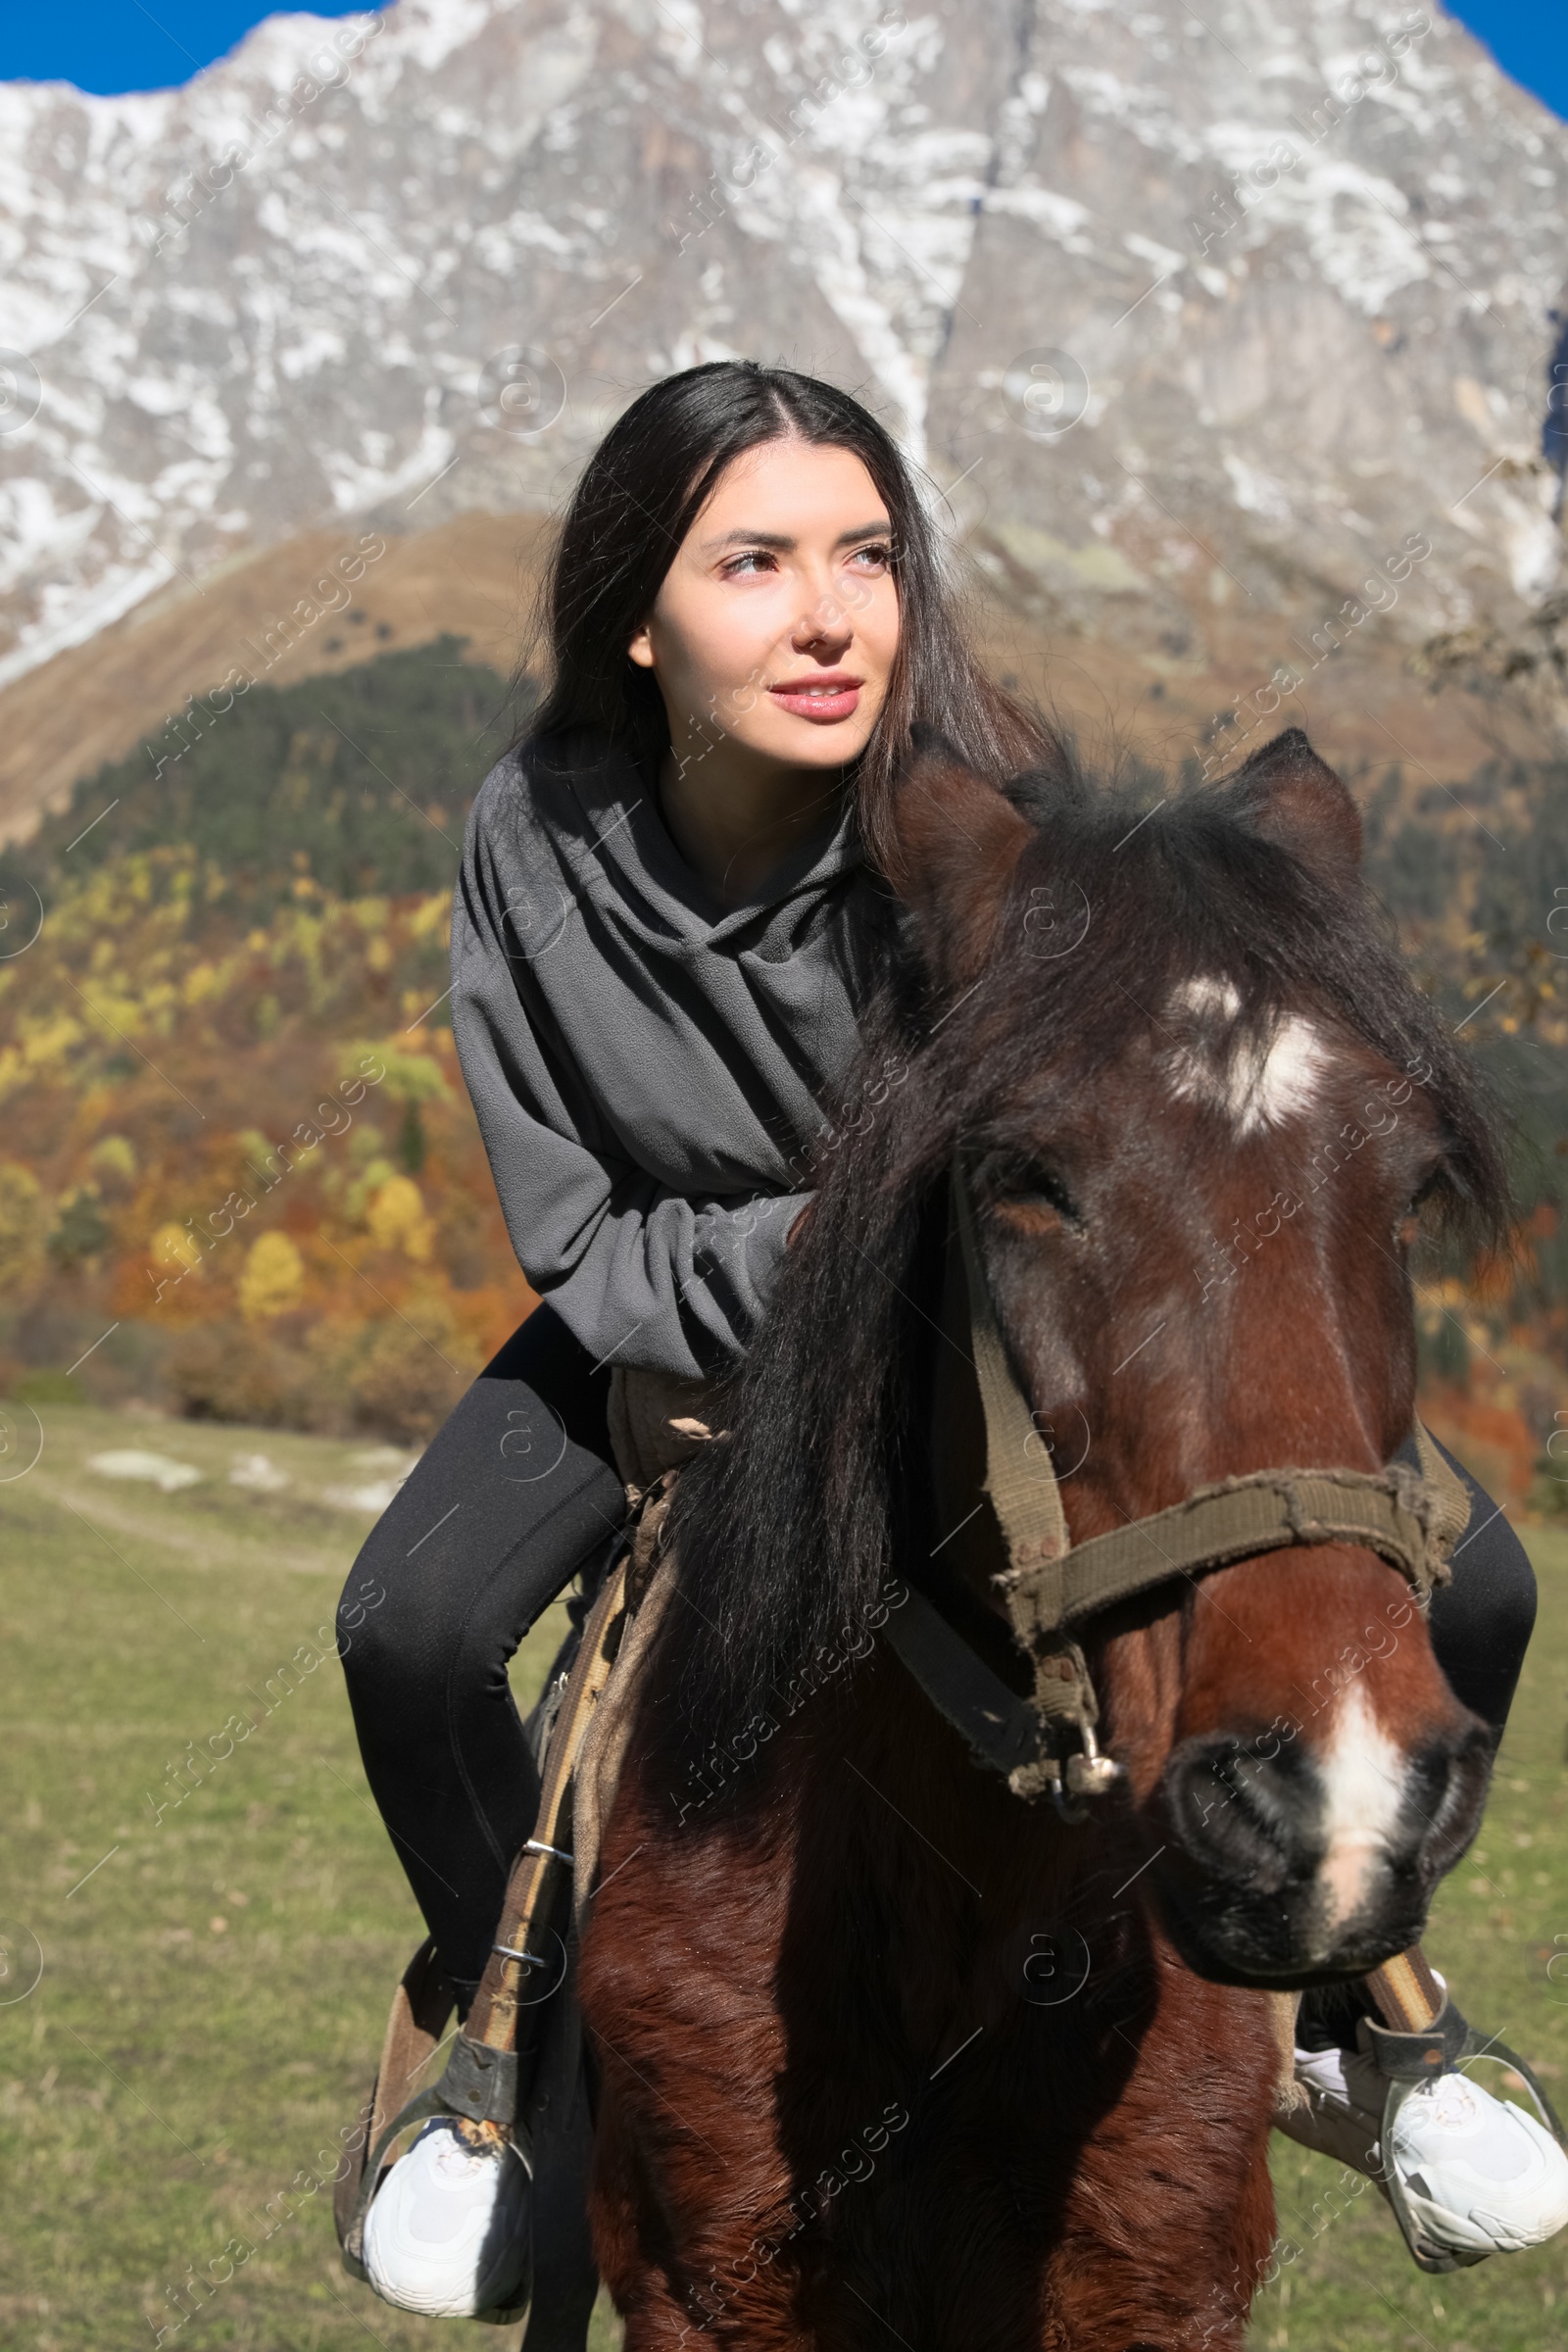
top-left (576, 729), bottom-right (1509, 2350)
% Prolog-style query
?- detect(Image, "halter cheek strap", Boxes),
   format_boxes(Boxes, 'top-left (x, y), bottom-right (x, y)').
top-left (883, 1153), bottom-right (1472, 1816)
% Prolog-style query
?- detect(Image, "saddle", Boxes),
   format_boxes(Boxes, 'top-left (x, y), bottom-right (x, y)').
top-left (332, 1366), bottom-right (714, 2339)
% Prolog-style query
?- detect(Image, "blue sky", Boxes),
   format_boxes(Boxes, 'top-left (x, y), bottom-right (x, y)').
top-left (0, 0), bottom-right (1563, 116)
top-left (1448, 3), bottom-right (1568, 121)
top-left (1, 2), bottom-right (376, 94)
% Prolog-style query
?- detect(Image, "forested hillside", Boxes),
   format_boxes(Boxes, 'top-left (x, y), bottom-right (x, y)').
top-left (1, 643), bottom-right (1565, 1512)
top-left (0, 634), bottom-right (522, 918)
top-left (0, 642), bottom-right (533, 1444)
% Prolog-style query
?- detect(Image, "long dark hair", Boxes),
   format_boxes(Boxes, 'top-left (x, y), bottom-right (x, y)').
top-left (510, 361), bottom-right (1054, 873)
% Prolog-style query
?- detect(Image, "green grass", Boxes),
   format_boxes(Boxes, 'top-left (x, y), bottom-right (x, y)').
top-left (0, 1401), bottom-right (618, 2351)
top-left (2, 1403), bottom-right (1565, 2349)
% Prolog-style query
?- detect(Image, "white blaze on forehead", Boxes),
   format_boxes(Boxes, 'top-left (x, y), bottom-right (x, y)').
top-left (1238, 1013), bottom-right (1333, 1135)
top-left (1314, 1684), bottom-right (1407, 1933)
top-left (1163, 974), bottom-right (1332, 1136)
top-left (1171, 975), bottom-right (1241, 1022)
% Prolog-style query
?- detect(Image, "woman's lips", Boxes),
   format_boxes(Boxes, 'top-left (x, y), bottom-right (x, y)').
top-left (766, 678), bottom-right (862, 723)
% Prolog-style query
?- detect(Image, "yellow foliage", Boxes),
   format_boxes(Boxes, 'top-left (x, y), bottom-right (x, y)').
top-left (408, 893), bottom-right (451, 946)
top-left (88, 1135), bottom-right (137, 1189)
top-left (345, 1155), bottom-right (396, 1221)
top-left (368, 1175), bottom-right (434, 1261)
top-left (0, 1160), bottom-right (48, 1293)
top-left (151, 1221), bottom-right (205, 1277)
top-left (346, 1041), bottom-right (449, 1106)
top-left (238, 1229), bottom-right (307, 1322)
top-left (20, 1012), bottom-right (84, 1071)
top-left (142, 981), bottom-right (179, 1036)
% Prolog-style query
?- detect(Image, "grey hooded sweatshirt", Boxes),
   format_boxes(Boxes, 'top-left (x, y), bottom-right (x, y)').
top-left (448, 727), bottom-right (887, 1382)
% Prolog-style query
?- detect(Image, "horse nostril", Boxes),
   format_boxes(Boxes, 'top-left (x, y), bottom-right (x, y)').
top-left (1163, 1734), bottom-right (1316, 1889)
top-left (1409, 1726), bottom-right (1493, 1878)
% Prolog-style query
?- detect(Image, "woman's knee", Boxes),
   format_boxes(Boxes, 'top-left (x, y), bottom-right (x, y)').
top-left (1411, 1428), bottom-right (1536, 1626)
top-left (334, 1529), bottom-right (423, 1707)
top-left (335, 1457), bottom-right (625, 1721)
top-left (1446, 1506), bottom-right (1538, 1655)
top-left (1423, 1463), bottom-right (1538, 1738)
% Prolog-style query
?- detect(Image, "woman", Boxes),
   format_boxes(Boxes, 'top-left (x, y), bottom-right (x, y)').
top-left (337, 361), bottom-right (1560, 2317)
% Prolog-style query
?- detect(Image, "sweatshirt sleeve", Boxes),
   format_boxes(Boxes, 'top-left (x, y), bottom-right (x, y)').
top-left (448, 778), bottom-right (809, 1381)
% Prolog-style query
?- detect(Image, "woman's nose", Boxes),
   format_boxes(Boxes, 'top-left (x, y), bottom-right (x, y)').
top-left (791, 600), bottom-right (852, 653)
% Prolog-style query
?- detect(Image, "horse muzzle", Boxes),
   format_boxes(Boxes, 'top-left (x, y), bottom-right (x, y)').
top-left (1150, 1698), bottom-right (1494, 1987)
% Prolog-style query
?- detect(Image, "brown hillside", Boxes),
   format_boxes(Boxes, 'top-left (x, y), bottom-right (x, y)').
top-left (0, 512), bottom-right (553, 849)
top-left (0, 506), bottom-right (1524, 852)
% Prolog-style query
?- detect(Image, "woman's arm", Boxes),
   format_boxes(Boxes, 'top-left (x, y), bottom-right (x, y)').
top-left (449, 795), bottom-right (809, 1381)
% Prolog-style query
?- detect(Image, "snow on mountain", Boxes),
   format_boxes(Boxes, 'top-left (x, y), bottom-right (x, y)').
top-left (0, 0), bottom-right (1563, 705)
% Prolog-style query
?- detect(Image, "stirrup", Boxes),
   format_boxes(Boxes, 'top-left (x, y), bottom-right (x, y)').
top-left (1356, 1993), bottom-right (1568, 2276)
top-left (345, 2034), bottom-right (535, 2323)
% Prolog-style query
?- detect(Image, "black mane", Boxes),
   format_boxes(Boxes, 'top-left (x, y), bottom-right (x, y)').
top-left (665, 756), bottom-right (1514, 1755)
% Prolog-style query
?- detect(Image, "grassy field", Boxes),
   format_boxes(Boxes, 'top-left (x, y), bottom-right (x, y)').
top-left (1, 1401), bottom-right (1564, 2351)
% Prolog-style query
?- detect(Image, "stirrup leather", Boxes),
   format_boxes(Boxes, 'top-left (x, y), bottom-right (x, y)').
top-left (1355, 1994), bottom-right (1568, 2275)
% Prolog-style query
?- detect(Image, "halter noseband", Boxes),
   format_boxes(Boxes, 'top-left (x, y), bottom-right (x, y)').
top-left (882, 1153), bottom-right (1473, 1820)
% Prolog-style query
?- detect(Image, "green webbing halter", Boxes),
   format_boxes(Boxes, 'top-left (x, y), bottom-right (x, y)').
top-left (883, 1155), bottom-right (1474, 1815)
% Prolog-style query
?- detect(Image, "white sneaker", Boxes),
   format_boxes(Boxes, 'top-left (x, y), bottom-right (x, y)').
top-left (1288, 2043), bottom-right (1568, 2258)
top-left (362, 2117), bottom-right (530, 2317)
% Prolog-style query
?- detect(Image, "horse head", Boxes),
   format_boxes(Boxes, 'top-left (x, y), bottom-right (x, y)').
top-left (888, 726), bottom-right (1504, 1988)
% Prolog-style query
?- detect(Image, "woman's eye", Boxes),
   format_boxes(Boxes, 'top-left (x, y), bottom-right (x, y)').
top-left (720, 550), bottom-right (776, 577)
top-left (848, 541), bottom-right (892, 570)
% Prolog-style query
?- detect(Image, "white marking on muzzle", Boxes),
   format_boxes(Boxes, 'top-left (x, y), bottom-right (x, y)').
top-left (1315, 1684), bottom-right (1407, 1932)
top-left (1164, 976), bottom-right (1331, 1137)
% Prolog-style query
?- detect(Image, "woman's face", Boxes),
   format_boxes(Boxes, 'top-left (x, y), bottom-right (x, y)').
top-left (627, 437), bottom-right (902, 775)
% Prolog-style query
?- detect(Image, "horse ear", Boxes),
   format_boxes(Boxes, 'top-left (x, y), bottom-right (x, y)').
top-left (1231, 727), bottom-right (1362, 886)
top-left (887, 732), bottom-right (1033, 988)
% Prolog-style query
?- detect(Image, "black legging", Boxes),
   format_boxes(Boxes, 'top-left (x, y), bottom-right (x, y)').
top-left (337, 1307), bottom-right (1539, 2006)
top-left (337, 1305), bottom-right (626, 2009)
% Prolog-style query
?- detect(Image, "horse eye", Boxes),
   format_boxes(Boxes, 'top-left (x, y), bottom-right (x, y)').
top-left (1396, 1166), bottom-right (1445, 1246)
top-left (998, 1166), bottom-right (1081, 1227)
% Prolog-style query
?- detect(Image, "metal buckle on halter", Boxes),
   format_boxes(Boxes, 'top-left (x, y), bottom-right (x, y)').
top-left (1038, 1723), bottom-right (1128, 1822)
top-left (1035, 1757), bottom-right (1086, 1824)
top-left (1063, 1719), bottom-right (1127, 1801)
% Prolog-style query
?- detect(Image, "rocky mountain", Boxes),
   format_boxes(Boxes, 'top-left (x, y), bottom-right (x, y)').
top-left (1, 0), bottom-right (1565, 834)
